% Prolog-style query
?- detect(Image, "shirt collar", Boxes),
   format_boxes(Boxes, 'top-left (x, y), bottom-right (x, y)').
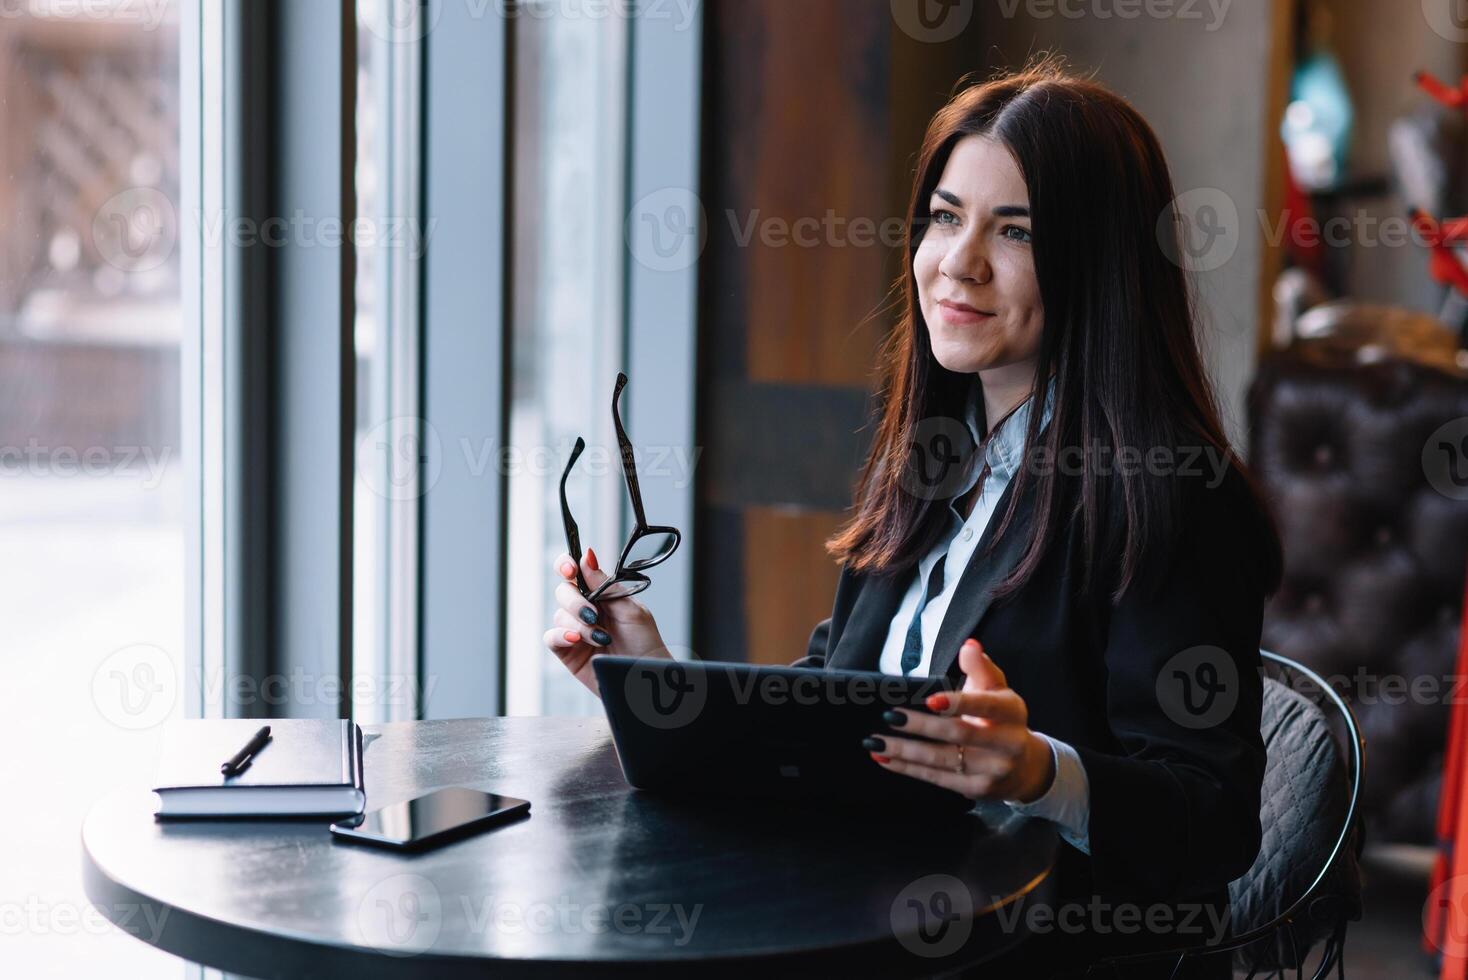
top-left (963, 373), bottom-right (1056, 481)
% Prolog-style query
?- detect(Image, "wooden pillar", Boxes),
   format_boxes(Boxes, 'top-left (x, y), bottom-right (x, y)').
top-left (694, 0), bottom-right (973, 665)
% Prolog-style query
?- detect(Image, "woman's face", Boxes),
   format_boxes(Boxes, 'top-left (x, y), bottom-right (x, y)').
top-left (914, 135), bottom-right (1044, 377)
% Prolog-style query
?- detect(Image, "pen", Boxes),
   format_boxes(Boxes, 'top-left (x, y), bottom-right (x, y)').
top-left (221, 725), bottom-right (272, 776)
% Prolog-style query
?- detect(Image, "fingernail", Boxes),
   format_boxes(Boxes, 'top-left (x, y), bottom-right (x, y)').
top-left (862, 736), bottom-right (886, 752)
top-left (926, 693), bottom-right (951, 711)
top-left (882, 709), bottom-right (907, 727)
top-left (563, 630), bottom-right (580, 643)
top-left (560, 561), bottom-right (575, 577)
top-left (871, 753), bottom-right (891, 764)
top-left (587, 547), bottom-right (600, 571)
top-left (578, 606), bottom-right (599, 625)
top-left (590, 628), bottom-right (612, 646)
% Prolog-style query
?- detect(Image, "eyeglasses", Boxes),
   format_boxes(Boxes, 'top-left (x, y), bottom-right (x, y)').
top-left (559, 372), bottom-right (682, 602)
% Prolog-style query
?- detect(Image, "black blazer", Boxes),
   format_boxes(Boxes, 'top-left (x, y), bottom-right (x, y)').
top-left (793, 463), bottom-right (1272, 977)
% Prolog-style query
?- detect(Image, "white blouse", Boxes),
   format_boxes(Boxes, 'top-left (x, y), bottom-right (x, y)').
top-left (876, 375), bottom-right (1090, 853)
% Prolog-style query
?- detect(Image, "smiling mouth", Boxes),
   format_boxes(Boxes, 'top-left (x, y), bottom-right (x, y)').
top-left (939, 301), bottom-right (995, 320)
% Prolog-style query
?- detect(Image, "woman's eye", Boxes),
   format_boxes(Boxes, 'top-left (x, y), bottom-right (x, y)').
top-left (932, 209), bottom-right (958, 227)
top-left (1002, 224), bottom-right (1032, 243)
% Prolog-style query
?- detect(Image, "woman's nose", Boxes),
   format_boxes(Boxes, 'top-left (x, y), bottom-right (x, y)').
top-left (938, 234), bottom-right (991, 284)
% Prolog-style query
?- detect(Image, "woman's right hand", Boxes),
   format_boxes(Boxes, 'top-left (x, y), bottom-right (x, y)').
top-left (542, 546), bottom-right (670, 698)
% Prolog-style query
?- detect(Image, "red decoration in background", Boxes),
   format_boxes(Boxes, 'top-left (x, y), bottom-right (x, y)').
top-left (1409, 72), bottom-right (1468, 307)
top-left (1426, 562), bottom-right (1468, 979)
top-left (1410, 209), bottom-right (1468, 300)
top-left (1415, 70), bottom-right (1468, 112)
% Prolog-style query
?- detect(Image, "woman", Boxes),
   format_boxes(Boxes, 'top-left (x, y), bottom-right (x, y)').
top-left (543, 59), bottom-right (1283, 979)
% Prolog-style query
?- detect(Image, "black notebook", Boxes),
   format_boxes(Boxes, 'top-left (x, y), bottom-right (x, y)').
top-left (152, 719), bottom-right (366, 818)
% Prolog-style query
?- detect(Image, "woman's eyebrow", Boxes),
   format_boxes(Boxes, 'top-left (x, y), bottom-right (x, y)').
top-left (931, 188), bottom-right (1029, 218)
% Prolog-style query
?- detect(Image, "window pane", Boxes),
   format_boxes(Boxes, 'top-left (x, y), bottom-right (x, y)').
top-left (506, 6), bottom-right (629, 716)
top-left (353, 1), bottom-right (422, 725)
top-left (0, 2), bottom-right (185, 975)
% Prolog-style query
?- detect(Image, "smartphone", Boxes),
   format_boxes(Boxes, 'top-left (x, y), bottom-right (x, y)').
top-left (330, 787), bottom-right (530, 851)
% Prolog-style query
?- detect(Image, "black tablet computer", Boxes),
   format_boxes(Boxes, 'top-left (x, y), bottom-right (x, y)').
top-left (592, 655), bottom-right (973, 814)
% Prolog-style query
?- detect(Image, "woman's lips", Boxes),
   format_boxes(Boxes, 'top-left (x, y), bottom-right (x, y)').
top-left (938, 301), bottom-right (995, 326)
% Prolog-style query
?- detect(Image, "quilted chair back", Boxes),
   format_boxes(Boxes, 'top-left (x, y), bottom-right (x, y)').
top-left (1248, 346), bottom-right (1468, 844)
top-left (1228, 671), bottom-right (1363, 975)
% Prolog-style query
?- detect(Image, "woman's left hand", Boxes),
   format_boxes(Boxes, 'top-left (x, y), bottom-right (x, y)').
top-left (867, 638), bottom-right (1056, 802)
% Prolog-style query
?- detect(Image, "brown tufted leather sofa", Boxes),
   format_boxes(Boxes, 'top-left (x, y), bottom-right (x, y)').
top-left (1247, 337), bottom-right (1468, 844)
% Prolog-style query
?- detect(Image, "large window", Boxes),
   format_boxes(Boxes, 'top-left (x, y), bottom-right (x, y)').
top-left (0, 1), bottom-right (185, 975)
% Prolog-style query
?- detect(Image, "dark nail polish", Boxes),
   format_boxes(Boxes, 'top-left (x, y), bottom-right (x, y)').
top-left (883, 709), bottom-right (907, 727)
top-left (862, 736), bottom-right (886, 752)
top-left (578, 606), bottom-right (599, 625)
top-left (591, 628), bottom-right (612, 646)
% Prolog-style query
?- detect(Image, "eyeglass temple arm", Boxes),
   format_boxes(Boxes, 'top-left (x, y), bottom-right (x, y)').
top-left (611, 373), bottom-right (651, 529)
top-left (559, 437), bottom-right (586, 590)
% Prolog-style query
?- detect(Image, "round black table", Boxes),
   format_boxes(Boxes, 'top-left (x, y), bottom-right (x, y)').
top-left (82, 717), bottom-right (1059, 978)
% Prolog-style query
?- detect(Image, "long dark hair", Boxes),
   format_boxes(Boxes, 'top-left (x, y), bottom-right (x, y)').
top-left (825, 59), bottom-right (1283, 604)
